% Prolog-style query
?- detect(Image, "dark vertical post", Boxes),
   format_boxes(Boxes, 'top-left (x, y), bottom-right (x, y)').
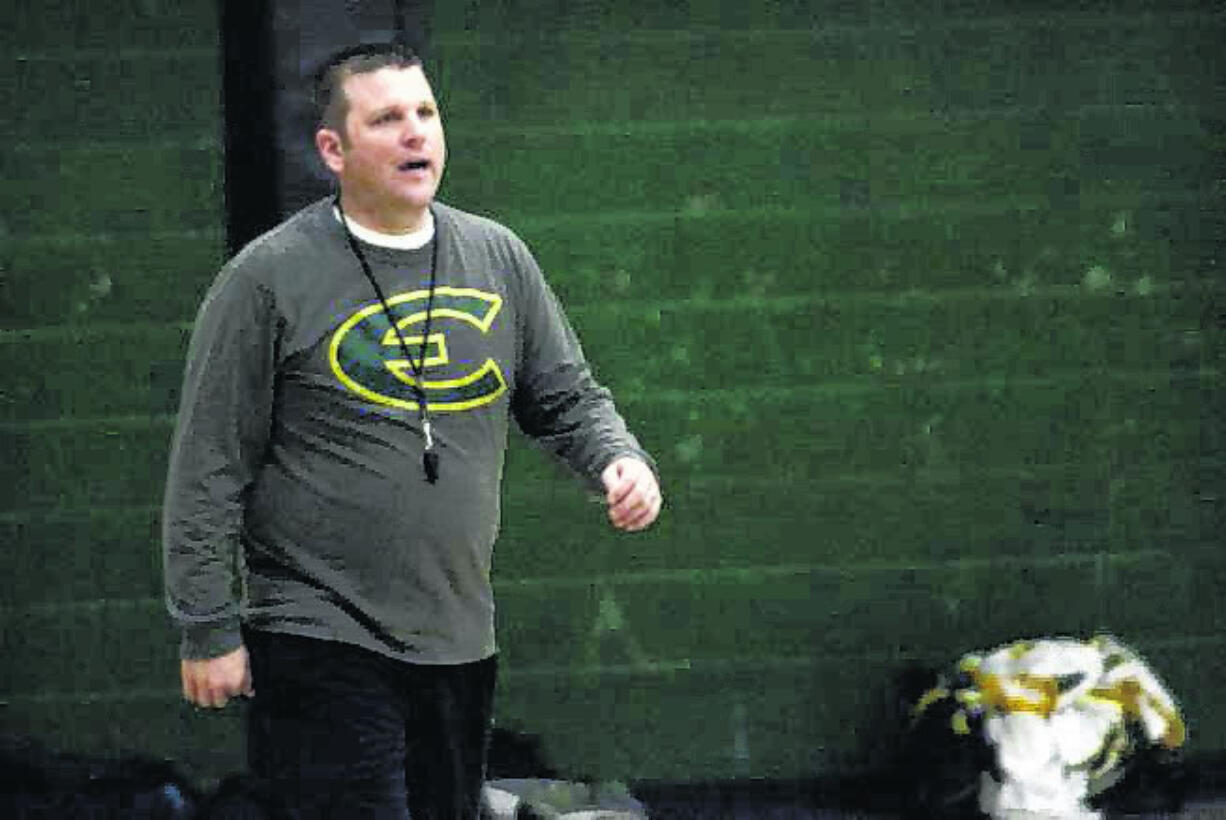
top-left (219, 0), bottom-right (434, 253)
top-left (271, 0), bottom-right (434, 218)
top-left (219, 0), bottom-right (280, 256)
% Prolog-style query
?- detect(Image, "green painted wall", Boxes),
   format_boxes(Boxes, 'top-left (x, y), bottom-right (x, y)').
top-left (2, 0), bottom-right (1222, 786)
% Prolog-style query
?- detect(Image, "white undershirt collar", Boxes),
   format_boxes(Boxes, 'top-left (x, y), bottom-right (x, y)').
top-left (332, 206), bottom-right (435, 250)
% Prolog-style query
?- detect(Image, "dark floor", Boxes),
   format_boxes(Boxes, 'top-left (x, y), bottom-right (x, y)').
top-left (634, 790), bottom-right (1226, 820)
top-left (6, 733), bottom-right (1226, 818)
top-left (636, 807), bottom-right (1226, 820)
top-left (630, 754), bottom-right (1226, 819)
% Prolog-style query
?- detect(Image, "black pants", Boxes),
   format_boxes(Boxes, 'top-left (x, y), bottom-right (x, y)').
top-left (244, 629), bottom-right (497, 820)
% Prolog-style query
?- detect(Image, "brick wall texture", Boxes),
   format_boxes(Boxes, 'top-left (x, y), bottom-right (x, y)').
top-left (1, 0), bottom-right (1223, 785)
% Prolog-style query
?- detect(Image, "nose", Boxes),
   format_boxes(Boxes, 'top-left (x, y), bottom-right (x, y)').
top-left (401, 115), bottom-right (427, 145)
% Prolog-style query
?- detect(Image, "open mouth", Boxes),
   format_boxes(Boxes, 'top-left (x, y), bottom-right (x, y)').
top-left (399, 160), bottom-right (430, 172)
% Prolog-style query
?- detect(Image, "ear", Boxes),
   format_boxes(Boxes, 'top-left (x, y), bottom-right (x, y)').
top-left (315, 128), bottom-right (345, 174)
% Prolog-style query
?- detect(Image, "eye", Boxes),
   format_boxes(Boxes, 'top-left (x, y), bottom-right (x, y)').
top-left (418, 104), bottom-right (437, 119)
top-left (372, 111), bottom-right (401, 126)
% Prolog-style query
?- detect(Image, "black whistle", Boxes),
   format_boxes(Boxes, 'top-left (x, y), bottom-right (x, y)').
top-left (423, 450), bottom-right (440, 484)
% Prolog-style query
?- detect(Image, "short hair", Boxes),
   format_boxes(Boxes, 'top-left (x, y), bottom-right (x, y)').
top-left (311, 42), bottom-right (423, 135)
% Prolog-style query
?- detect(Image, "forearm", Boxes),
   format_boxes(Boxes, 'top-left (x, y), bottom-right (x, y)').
top-left (511, 245), bottom-right (655, 488)
top-left (514, 367), bottom-right (654, 490)
top-left (162, 263), bottom-right (276, 659)
top-left (162, 448), bottom-right (249, 659)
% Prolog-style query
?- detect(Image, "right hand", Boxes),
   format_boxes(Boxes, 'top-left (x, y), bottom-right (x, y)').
top-left (181, 645), bottom-right (254, 708)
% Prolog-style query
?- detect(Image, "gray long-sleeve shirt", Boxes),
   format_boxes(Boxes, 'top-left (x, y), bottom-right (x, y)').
top-left (163, 198), bottom-right (652, 664)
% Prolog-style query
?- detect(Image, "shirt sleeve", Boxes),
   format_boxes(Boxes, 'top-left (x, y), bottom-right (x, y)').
top-left (162, 262), bottom-right (278, 659)
top-left (507, 237), bottom-right (657, 491)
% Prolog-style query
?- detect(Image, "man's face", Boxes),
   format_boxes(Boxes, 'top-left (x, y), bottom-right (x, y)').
top-left (317, 65), bottom-right (446, 228)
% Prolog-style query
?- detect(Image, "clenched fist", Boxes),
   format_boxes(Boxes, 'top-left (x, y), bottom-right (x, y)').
top-left (181, 645), bottom-right (254, 708)
top-left (600, 456), bottom-right (662, 532)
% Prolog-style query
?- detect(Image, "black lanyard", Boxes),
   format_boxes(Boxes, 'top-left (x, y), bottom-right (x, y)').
top-left (334, 195), bottom-right (441, 483)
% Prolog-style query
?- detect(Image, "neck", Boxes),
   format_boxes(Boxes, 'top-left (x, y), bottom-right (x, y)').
top-left (336, 191), bottom-right (430, 235)
top-left (335, 204), bottom-right (434, 250)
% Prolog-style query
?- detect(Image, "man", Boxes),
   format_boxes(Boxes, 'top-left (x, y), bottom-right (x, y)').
top-left (163, 42), bottom-right (661, 819)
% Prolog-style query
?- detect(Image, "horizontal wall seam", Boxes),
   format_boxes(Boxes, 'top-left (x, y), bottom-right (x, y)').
top-left (0, 547), bottom-right (1183, 617)
top-left (4, 187), bottom-right (1210, 247)
top-left (0, 366), bottom-right (1220, 434)
top-left (3, 277), bottom-right (1222, 343)
top-left (9, 101), bottom-right (1209, 154)
top-left (11, 13), bottom-right (1223, 63)
top-left (3, 631), bottom-right (1222, 704)
top-left (10, 46), bottom-right (219, 62)
top-left (0, 460), bottom-right (1207, 523)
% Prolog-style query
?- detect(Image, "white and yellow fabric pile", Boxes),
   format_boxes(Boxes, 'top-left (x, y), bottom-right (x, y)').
top-left (913, 635), bottom-right (1185, 820)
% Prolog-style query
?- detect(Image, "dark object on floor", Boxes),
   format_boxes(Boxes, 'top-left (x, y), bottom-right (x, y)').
top-left (884, 662), bottom-right (990, 819)
top-left (896, 671), bottom-right (994, 819)
top-left (1093, 738), bottom-right (1188, 816)
top-left (483, 727), bottom-right (647, 818)
top-left (486, 727), bottom-right (561, 781)
top-left (193, 773), bottom-right (286, 820)
top-left (0, 734), bottom-right (197, 819)
top-left (482, 778), bottom-right (648, 819)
